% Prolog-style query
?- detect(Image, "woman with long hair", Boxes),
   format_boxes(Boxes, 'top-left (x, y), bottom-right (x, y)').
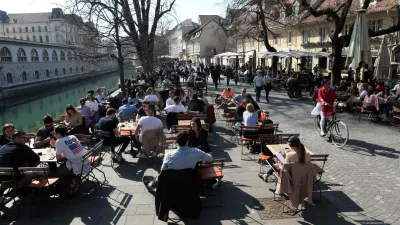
top-left (64, 104), bottom-right (83, 128)
top-left (286, 136), bottom-right (310, 164)
top-left (188, 117), bottom-right (210, 153)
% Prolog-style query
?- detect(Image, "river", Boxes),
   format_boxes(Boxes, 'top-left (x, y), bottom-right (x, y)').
top-left (0, 70), bottom-right (130, 132)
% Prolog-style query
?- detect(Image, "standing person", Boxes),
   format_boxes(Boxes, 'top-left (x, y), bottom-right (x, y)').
top-left (95, 87), bottom-right (108, 103)
top-left (216, 64), bottom-right (222, 84)
top-left (347, 67), bottom-right (354, 81)
top-left (318, 79), bottom-right (336, 136)
top-left (264, 71), bottom-right (273, 103)
top-left (225, 66), bottom-right (233, 86)
top-left (253, 70), bottom-right (265, 102)
top-left (0, 124), bottom-right (14, 147)
top-left (85, 94), bottom-right (100, 123)
top-left (77, 98), bottom-right (92, 129)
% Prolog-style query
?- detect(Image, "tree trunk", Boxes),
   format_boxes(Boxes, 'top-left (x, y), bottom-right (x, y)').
top-left (136, 38), bottom-right (154, 73)
top-left (331, 35), bottom-right (343, 85)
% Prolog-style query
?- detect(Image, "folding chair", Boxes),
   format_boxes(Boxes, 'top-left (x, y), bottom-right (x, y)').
top-left (259, 123), bottom-right (279, 134)
top-left (94, 130), bottom-right (115, 167)
top-left (75, 134), bottom-right (94, 149)
top-left (119, 115), bottom-right (136, 122)
top-left (310, 154), bottom-right (329, 201)
top-left (0, 168), bottom-right (29, 216)
top-left (258, 134), bottom-right (280, 173)
top-left (389, 106), bottom-right (400, 131)
top-left (240, 126), bottom-right (259, 160)
top-left (359, 102), bottom-right (379, 122)
top-left (197, 158), bottom-right (225, 207)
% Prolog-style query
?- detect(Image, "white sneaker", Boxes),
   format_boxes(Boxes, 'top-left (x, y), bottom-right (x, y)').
top-left (320, 132), bottom-right (327, 137)
top-left (113, 154), bottom-right (124, 162)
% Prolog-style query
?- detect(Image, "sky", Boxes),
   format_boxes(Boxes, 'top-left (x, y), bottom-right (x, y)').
top-left (1, 0), bottom-right (226, 26)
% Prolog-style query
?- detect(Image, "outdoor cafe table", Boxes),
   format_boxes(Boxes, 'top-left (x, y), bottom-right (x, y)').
top-left (33, 148), bottom-right (58, 163)
top-left (266, 144), bottom-right (314, 156)
top-left (118, 121), bottom-right (138, 152)
top-left (178, 120), bottom-right (205, 126)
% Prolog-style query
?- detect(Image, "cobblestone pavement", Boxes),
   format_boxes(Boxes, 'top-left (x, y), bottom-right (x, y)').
top-left (0, 80), bottom-right (398, 225)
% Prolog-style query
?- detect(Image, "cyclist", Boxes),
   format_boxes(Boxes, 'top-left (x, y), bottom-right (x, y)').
top-left (318, 79), bottom-right (336, 136)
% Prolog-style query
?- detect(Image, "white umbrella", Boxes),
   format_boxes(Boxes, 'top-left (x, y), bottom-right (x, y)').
top-left (373, 35), bottom-right (390, 79)
top-left (346, 1), bottom-right (372, 74)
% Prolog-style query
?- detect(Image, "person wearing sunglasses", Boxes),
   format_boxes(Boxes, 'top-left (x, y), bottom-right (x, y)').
top-left (34, 114), bottom-right (55, 148)
top-left (0, 131), bottom-right (40, 184)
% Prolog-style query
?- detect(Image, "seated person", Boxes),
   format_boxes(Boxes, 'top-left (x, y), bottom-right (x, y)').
top-left (34, 114), bottom-right (55, 148)
top-left (235, 100), bottom-right (248, 121)
top-left (336, 80), bottom-right (348, 93)
top-left (174, 86), bottom-right (185, 99)
top-left (135, 104), bottom-right (163, 158)
top-left (188, 94), bottom-right (205, 113)
top-left (85, 94), bottom-right (100, 123)
top-left (98, 108), bottom-right (131, 162)
top-left (359, 83), bottom-right (369, 100)
top-left (136, 101), bottom-right (149, 121)
top-left (95, 87), bottom-right (108, 103)
top-left (136, 86), bottom-right (146, 100)
top-left (233, 88), bottom-right (246, 105)
top-left (143, 88), bottom-right (159, 102)
top-left (64, 104), bottom-right (83, 128)
top-left (164, 97), bottom-right (187, 114)
top-left (0, 124), bottom-right (14, 147)
top-left (143, 131), bottom-right (213, 191)
top-left (54, 125), bottom-right (90, 176)
top-left (165, 91), bottom-right (176, 108)
top-left (394, 91), bottom-right (400, 108)
top-left (77, 98), bottom-right (92, 127)
top-left (0, 131), bottom-right (40, 184)
top-left (364, 87), bottom-right (388, 120)
top-left (188, 118), bottom-right (210, 153)
top-left (117, 98), bottom-right (138, 120)
top-left (221, 88), bottom-right (235, 99)
top-left (239, 104), bottom-right (259, 152)
top-left (128, 91), bottom-right (140, 105)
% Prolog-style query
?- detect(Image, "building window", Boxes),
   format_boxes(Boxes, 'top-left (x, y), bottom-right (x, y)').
top-left (17, 48), bottom-right (27, 62)
top-left (52, 50), bottom-right (58, 61)
top-left (70, 67), bottom-right (73, 74)
top-left (19, 27), bottom-right (22, 33)
top-left (63, 68), bottom-right (66, 75)
top-left (302, 30), bottom-right (310, 43)
top-left (42, 49), bottom-right (49, 61)
top-left (35, 70), bottom-right (40, 79)
top-left (55, 26), bottom-right (58, 31)
top-left (33, 36), bottom-right (36, 42)
top-left (60, 51), bottom-right (65, 60)
top-left (31, 49), bottom-right (39, 61)
top-left (22, 72), bottom-right (27, 81)
top-left (55, 69), bottom-right (58, 76)
top-left (46, 69), bottom-right (50, 77)
top-left (12, 27), bottom-right (15, 33)
top-left (6, 73), bottom-right (13, 84)
top-left (25, 27), bottom-right (28, 32)
top-left (56, 35), bottom-right (59, 42)
top-left (26, 36), bottom-right (30, 41)
top-left (32, 27), bottom-right (35, 32)
top-left (45, 26), bottom-right (48, 32)
top-left (288, 32), bottom-right (292, 43)
top-left (0, 47), bottom-right (12, 62)
top-left (38, 26), bottom-right (41, 32)
top-left (320, 28), bottom-right (329, 42)
top-left (6, 28), bottom-right (9, 33)
top-left (39, 36), bottom-right (43, 42)
top-left (45, 36), bottom-right (49, 42)
top-left (67, 52), bottom-right (72, 60)
top-left (369, 19), bottom-right (382, 32)
top-left (81, 66), bottom-right (84, 72)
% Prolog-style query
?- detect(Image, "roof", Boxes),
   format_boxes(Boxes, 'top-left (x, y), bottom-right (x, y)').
top-left (302, 0), bottom-right (398, 24)
top-left (7, 12), bottom-right (52, 23)
top-left (199, 15), bottom-right (219, 25)
top-left (180, 18), bottom-right (198, 27)
top-left (183, 19), bottom-right (221, 40)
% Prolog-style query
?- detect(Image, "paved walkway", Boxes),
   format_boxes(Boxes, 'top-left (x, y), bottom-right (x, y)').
top-left (1, 80), bottom-right (398, 225)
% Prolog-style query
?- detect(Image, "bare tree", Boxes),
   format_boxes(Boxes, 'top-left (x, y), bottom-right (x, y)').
top-left (300, 0), bottom-right (400, 84)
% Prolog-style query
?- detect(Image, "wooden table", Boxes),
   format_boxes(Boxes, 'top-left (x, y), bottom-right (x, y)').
top-left (178, 120), bottom-right (205, 126)
top-left (266, 144), bottom-right (313, 156)
top-left (227, 107), bottom-right (236, 111)
top-left (119, 121), bottom-right (138, 135)
top-left (33, 148), bottom-right (58, 163)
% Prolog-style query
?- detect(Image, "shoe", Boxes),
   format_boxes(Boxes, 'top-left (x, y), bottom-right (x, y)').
top-left (151, 152), bottom-right (157, 158)
top-left (211, 180), bottom-right (219, 190)
top-left (269, 188), bottom-right (276, 193)
top-left (113, 154), bottom-right (124, 162)
top-left (320, 132), bottom-right (327, 137)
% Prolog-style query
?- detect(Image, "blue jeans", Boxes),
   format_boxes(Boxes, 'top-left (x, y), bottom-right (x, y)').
top-left (227, 77), bottom-right (230, 86)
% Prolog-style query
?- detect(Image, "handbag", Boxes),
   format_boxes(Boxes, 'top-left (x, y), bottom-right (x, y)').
top-left (311, 102), bottom-right (322, 116)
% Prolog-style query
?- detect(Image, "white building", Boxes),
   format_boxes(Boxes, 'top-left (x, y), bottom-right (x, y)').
top-left (0, 8), bottom-right (97, 50)
top-left (167, 19), bottom-right (199, 60)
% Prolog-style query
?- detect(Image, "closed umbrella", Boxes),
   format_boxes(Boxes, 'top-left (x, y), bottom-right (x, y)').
top-left (373, 35), bottom-right (390, 79)
top-left (346, 1), bottom-right (372, 81)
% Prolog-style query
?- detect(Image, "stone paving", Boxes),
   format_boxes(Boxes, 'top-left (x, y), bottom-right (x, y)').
top-left (0, 80), bottom-right (398, 225)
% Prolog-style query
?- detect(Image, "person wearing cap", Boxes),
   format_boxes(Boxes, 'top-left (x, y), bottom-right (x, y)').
top-left (221, 88), bottom-right (235, 99)
top-left (117, 98), bottom-right (138, 120)
top-left (233, 88), bottom-right (246, 105)
top-left (253, 70), bottom-right (265, 102)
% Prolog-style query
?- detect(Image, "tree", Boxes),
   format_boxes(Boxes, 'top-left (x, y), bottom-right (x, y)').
top-left (300, 0), bottom-right (400, 84)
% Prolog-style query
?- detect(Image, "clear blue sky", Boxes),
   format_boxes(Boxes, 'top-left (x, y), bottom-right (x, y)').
top-left (1, 0), bottom-right (226, 26)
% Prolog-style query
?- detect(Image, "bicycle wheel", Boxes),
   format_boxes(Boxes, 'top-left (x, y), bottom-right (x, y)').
top-left (314, 115), bottom-right (321, 135)
top-left (331, 121), bottom-right (349, 147)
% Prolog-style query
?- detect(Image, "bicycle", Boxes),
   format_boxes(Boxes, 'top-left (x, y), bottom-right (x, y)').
top-left (314, 103), bottom-right (349, 147)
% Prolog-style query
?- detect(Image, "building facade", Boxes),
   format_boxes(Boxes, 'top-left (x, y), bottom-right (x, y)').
top-left (167, 19), bottom-right (199, 60)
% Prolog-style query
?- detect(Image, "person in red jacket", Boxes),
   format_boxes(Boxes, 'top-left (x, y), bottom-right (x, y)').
top-left (318, 79), bottom-right (336, 136)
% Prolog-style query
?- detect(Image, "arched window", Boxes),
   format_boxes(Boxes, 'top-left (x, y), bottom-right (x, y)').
top-left (63, 68), bottom-right (66, 75)
top-left (42, 49), bottom-right (49, 61)
top-left (52, 50), bottom-right (58, 61)
top-left (17, 48), bottom-right (27, 62)
top-left (31, 49), bottom-right (39, 61)
top-left (39, 36), bottom-right (43, 42)
top-left (70, 67), bottom-right (73, 74)
top-left (67, 51), bottom-right (72, 61)
top-left (76, 67), bottom-right (78, 73)
top-left (6, 73), bottom-right (13, 83)
top-left (22, 71), bottom-right (27, 81)
top-left (74, 52), bottom-right (78, 60)
top-left (0, 47), bottom-right (12, 62)
top-left (60, 51), bottom-right (65, 60)
top-left (46, 69), bottom-right (50, 77)
top-left (81, 66), bottom-right (84, 72)
top-left (35, 70), bottom-right (39, 79)
top-left (55, 69), bottom-right (58, 76)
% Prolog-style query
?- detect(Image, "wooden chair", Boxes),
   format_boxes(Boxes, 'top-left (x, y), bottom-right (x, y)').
top-left (197, 158), bottom-right (225, 207)
top-left (0, 167), bottom-right (29, 216)
top-left (259, 123), bottom-right (279, 134)
top-left (240, 126), bottom-right (259, 160)
top-left (359, 102), bottom-right (379, 122)
top-left (119, 115), bottom-right (136, 122)
top-left (310, 154), bottom-right (329, 201)
top-left (75, 134), bottom-right (94, 149)
top-left (389, 106), bottom-right (400, 131)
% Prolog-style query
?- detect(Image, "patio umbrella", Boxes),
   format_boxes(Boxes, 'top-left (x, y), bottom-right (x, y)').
top-left (373, 35), bottom-right (390, 79)
top-left (346, 1), bottom-right (372, 77)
